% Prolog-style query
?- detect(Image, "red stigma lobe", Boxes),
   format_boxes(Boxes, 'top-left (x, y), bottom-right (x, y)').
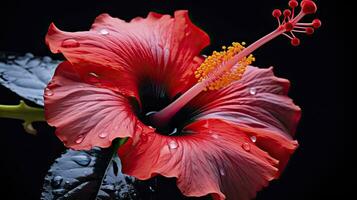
top-left (273, 0), bottom-right (321, 46)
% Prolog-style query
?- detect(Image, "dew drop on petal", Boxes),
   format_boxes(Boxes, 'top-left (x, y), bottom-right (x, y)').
top-left (87, 72), bottom-right (100, 84)
top-left (250, 136), bottom-right (257, 143)
top-left (168, 140), bottom-right (178, 149)
top-left (242, 142), bottom-right (251, 151)
top-left (44, 88), bottom-right (53, 96)
top-left (99, 132), bottom-right (109, 138)
top-left (249, 87), bottom-right (257, 95)
top-left (99, 29), bottom-right (109, 35)
top-left (89, 72), bottom-right (99, 77)
top-left (61, 39), bottom-right (80, 48)
top-left (75, 135), bottom-right (85, 144)
top-left (51, 176), bottom-right (63, 187)
top-left (211, 134), bottom-right (219, 139)
top-left (219, 168), bottom-right (225, 176)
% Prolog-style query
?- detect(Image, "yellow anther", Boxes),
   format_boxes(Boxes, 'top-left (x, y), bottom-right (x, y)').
top-left (194, 42), bottom-right (255, 91)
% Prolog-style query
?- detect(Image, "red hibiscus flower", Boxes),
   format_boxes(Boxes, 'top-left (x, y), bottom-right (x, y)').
top-left (44, 1), bottom-right (320, 199)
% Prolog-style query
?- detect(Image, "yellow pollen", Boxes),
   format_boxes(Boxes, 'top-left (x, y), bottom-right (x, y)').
top-left (195, 42), bottom-right (255, 91)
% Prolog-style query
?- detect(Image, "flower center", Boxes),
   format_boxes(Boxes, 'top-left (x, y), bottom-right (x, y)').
top-left (151, 0), bottom-right (320, 128)
top-left (132, 80), bottom-right (196, 136)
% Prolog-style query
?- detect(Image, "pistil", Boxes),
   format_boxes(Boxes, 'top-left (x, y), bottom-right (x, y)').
top-left (152, 0), bottom-right (320, 127)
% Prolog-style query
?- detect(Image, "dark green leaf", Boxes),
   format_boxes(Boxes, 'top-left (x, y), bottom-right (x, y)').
top-left (41, 146), bottom-right (145, 200)
top-left (0, 52), bottom-right (61, 106)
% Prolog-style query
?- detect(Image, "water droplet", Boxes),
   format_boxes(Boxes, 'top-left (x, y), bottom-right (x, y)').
top-left (219, 168), bottom-right (225, 176)
top-left (168, 140), bottom-right (178, 149)
top-left (25, 53), bottom-right (34, 58)
top-left (51, 176), bottom-right (63, 187)
top-left (64, 181), bottom-right (70, 187)
top-left (99, 132), bottom-right (109, 138)
top-left (242, 142), bottom-right (251, 151)
top-left (89, 72), bottom-right (99, 77)
top-left (250, 136), bottom-right (257, 143)
top-left (28, 59), bottom-right (41, 67)
top-left (211, 134), bottom-right (219, 139)
top-left (43, 56), bottom-right (52, 63)
top-left (75, 135), bottom-right (85, 144)
top-left (99, 29), bottom-right (109, 35)
top-left (61, 39), bottom-right (80, 48)
top-left (87, 72), bottom-right (100, 84)
top-left (2, 74), bottom-right (16, 81)
top-left (72, 154), bottom-right (91, 166)
top-left (44, 88), bottom-right (53, 96)
top-left (249, 87), bottom-right (257, 95)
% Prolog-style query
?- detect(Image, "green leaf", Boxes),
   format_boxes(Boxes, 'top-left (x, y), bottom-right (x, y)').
top-left (0, 52), bottom-right (61, 106)
top-left (41, 144), bottom-right (144, 200)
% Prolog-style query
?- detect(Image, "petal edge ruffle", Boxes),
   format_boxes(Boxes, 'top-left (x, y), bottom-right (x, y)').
top-left (45, 11), bottom-right (210, 99)
top-left (119, 119), bottom-right (284, 200)
top-left (45, 61), bottom-right (139, 150)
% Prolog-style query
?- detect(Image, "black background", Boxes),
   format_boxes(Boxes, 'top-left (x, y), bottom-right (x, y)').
top-left (0, 0), bottom-right (344, 199)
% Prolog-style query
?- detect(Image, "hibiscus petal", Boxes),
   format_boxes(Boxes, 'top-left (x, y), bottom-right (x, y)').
top-left (189, 66), bottom-right (301, 172)
top-left (119, 119), bottom-right (280, 200)
top-left (45, 11), bottom-right (210, 99)
top-left (45, 61), bottom-right (139, 150)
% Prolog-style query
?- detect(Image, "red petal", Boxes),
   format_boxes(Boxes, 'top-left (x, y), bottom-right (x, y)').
top-left (189, 66), bottom-right (301, 172)
top-left (119, 119), bottom-right (280, 200)
top-left (191, 66), bottom-right (301, 138)
top-left (44, 61), bottom-right (140, 150)
top-left (45, 11), bottom-right (210, 99)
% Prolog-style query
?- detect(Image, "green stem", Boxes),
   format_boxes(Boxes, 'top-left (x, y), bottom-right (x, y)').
top-left (0, 100), bottom-right (45, 134)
